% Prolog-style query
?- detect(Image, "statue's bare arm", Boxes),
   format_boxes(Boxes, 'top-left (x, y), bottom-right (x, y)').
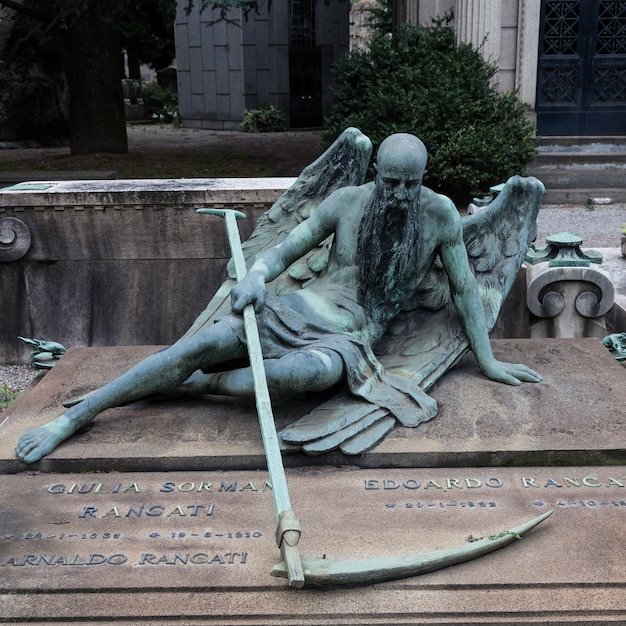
top-left (436, 198), bottom-right (542, 385)
top-left (231, 189), bottom-right (344, 314)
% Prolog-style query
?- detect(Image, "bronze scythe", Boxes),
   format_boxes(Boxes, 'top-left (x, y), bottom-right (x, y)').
top-left (200, 207), bottom-right (552, 589)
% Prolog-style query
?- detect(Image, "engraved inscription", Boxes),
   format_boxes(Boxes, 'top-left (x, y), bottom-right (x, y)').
top-left (3, 468), bottom-right (626, 586)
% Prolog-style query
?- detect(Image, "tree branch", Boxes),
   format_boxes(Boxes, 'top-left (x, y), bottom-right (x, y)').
top-left (0, 0), bottom-right (50, 22)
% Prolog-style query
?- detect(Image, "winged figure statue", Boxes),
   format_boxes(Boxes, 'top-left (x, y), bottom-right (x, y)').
top-left (15, 127), bottom-right (544, 464)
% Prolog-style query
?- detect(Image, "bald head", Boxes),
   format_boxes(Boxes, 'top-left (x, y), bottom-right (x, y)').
top-left (376, 133), bottom-right (427, 179)
top-left (374, 133), bottom-right (427, 212)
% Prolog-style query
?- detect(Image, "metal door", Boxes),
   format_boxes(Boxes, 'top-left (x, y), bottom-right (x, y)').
top-left (289, 0), bottom-right (323, 128)
top-left (536, 0), bottom-right (626, 135)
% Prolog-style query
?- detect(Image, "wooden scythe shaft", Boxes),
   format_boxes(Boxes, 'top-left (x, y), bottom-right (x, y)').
top-left (197, 208), bottom-right (305, 588)
top-left (196, 208), bottom-right (554, 589)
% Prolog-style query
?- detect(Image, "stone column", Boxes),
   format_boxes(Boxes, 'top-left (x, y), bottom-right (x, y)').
top-left (349, 0), bottom-right (377, 51)
top-left (455, 0), bottom-right (502, 66)
top-left (515, 0), bottom-right (541, 109)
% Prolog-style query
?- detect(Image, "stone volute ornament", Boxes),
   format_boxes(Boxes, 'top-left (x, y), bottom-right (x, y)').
top-left (526, 232), bottom-right (615, 339)
top-left (0, 216), bottom-right (31, 262)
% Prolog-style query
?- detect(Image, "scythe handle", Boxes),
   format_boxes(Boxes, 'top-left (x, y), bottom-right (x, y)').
top-left (197, 208), bottom-right (305, 588)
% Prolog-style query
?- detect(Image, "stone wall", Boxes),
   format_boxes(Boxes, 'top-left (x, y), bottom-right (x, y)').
top-left (0, 179), bottom-right (293, 363)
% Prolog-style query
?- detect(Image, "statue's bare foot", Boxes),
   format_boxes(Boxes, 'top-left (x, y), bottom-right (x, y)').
top-left (15, 415), bottom-right (75, 463)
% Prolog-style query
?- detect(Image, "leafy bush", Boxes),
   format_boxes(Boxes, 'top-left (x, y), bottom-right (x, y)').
top-left (324, 17), bottom-right (537, 201)
top-left (242, 104), bottom-right (287, 133)
top-left (141, 81), bottom-right (178, 122)
top-left (0, 384), bottom-right (18, 410)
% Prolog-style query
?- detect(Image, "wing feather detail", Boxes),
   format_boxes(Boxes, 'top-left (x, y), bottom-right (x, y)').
top-left (179, 128), bottom-right (373, 341)
top-left (280, 175), bottom-right (544, 455)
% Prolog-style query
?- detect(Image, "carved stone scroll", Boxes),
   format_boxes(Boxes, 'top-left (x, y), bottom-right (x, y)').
top-left (0, 217), bottom-right (31, 262)
top-left (526, 232), bottom-right (615, 339)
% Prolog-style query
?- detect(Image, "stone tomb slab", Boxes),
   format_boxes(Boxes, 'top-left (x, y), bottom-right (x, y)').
top-left (2, 467), bottom-right (626, 623)
top-left (1, 338), bottom-right (625, 472)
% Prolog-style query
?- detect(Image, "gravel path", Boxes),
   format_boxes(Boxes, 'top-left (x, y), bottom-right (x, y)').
top-left (0, 365), bottom-right (39, 412)
top-left (536, 204), bottom-right (626, 248)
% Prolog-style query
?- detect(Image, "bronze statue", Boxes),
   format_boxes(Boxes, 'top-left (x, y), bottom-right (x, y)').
top-left (603, 332), bottom-right (626, 362)
top-left (15, 128), bottom-right (543, 464)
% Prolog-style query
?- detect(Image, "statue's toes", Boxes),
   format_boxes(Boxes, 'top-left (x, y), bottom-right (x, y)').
top-left (16, 428), bottom-right (49, 461)
top-left (16, 433), bottom-right (32, 450)
top-left (21, 448), bottom-right (44, 464)
top-left (15, 438), bottom-right (34, 459)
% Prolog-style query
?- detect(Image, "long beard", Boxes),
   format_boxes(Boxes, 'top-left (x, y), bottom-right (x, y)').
top-left (357, 185), bottom-right (421, 334)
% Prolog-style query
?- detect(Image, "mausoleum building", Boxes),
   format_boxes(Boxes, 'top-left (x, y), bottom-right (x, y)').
top-left (174, 0), bottom-right (626, 136)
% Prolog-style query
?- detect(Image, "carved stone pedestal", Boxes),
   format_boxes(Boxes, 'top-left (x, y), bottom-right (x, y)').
top-left (1, 339), bottom-right (625, 623)
top-left (526, 232), bottom-right (615, 339)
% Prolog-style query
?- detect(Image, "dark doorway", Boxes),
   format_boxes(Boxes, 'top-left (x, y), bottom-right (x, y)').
top-left (536, 0), bottom-right (626, 135)
top-left (289, 0), bottom-right (323, 128)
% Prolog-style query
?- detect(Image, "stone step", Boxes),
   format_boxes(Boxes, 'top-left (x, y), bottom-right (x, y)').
top-left (524, 165), bottom-right (626, 189)
top-left (0, 170), bottom-right (118, 189)
top-left (530, 151), bottom-right (626, 166)
top-left (535, 135), bottom-right (626, 147)
top-left (539, 187), bottom-right (626, 204)
top-left (524, 137), bottom-right (626, 203)
top-left (2, 339), bottom-right (624, 473)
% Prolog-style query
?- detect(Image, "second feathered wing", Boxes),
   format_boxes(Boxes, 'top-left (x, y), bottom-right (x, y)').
top-left (279, 175), bottom-right (545, 455)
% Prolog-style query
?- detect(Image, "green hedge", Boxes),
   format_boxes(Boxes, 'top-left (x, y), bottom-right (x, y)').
top-left (324, 19), bottom-right (537, 202)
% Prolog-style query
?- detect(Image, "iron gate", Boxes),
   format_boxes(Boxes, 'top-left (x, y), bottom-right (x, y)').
top-left (536, 0), bottom-right (626, 135)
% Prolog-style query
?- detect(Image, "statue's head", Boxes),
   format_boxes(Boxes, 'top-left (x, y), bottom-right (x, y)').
top-left (358, 134), bottom-right (426, 332)
top-left (374, 134), bottom-right (427, 212)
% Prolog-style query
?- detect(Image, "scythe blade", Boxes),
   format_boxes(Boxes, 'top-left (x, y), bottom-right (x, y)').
top-left (198, 209), bottom-right (553, 590)
top-left (271, 509), bottom-right (552, 587)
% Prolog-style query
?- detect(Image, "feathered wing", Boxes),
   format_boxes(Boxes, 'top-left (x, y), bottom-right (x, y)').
top-left (379, 174), bottom-right (545, 386)
top-left (179, 128), bottom-right (373, 340)
top-left (280, 175), bottom-right (545, 455)
top-left (63, 130), bottom-right (372, 410)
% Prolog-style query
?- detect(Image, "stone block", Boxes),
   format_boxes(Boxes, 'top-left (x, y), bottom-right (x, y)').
top-left (1, 337), bottom-right (626, 622)
top-left (0, 179), bottom-right (294, 362)
top-left (1, 338), bottom-right (625, 473)
top-left (1, 466), bottom-right (625, 622)
top-left (202, 69), bottom-right (217, 109)
top-left (189, 47), bottom-right (204, 94)
top-left (499, 27), bottom-right (518, 70)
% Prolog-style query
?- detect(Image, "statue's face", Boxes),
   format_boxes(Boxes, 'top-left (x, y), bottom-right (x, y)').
top-left (375, 135), bottom-right (426, 212)
top-left (376, 159), bottom-right (423, 212)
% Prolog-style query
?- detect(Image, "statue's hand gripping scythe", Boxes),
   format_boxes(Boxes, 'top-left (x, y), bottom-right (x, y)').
top-left (199, 207), bottom-right (305, 588)
top-left (199, 208), bottom-right (553, 589)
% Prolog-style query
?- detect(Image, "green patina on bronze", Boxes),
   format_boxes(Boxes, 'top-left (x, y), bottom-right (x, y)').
top-left (526, 231), bottom-right (604, 267)
top-left (14, 128), bottom-right (551, 587)
top-left (16, 128), bottom-right (544, 463)
top-left (603, 332), bottom-right (626, 362)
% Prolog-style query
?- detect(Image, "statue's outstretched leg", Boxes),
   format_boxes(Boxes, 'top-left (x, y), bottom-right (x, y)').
top-left (15, 322), bottom-right (246, 463)
top-left (172, 348), bottom-right (345, 401)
